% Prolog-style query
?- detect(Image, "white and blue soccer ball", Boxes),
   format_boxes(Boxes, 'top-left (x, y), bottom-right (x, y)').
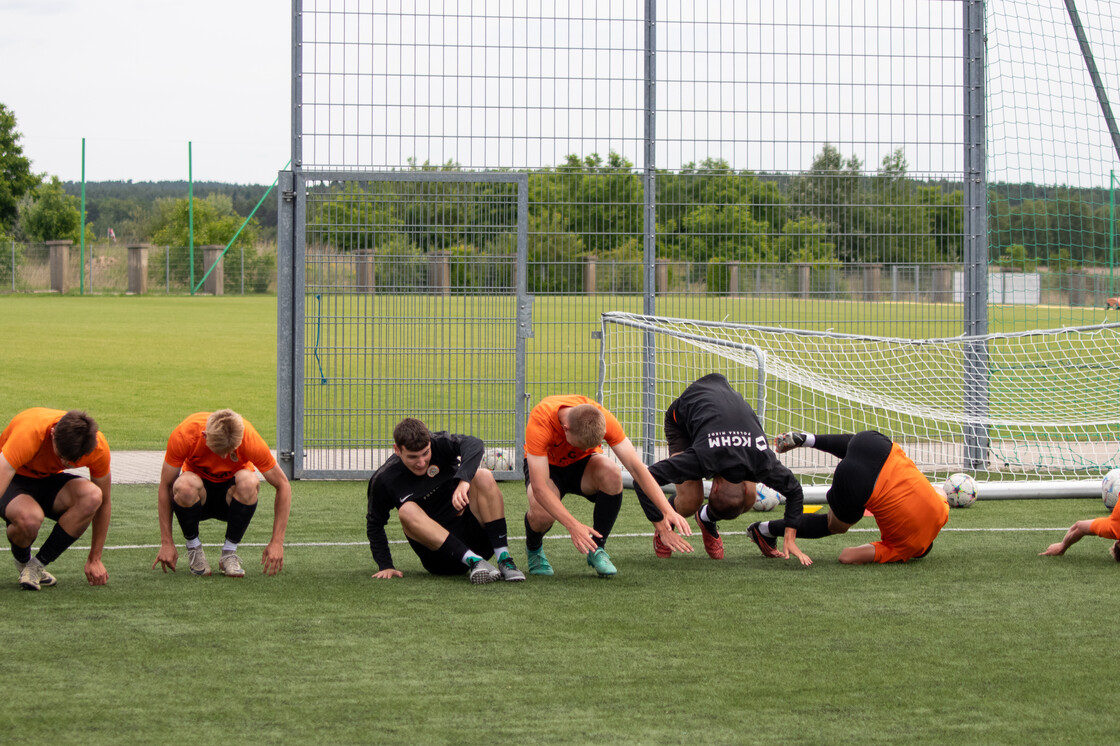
top-left (1101, 469), bottom-right (1120, 510)
top-left (944, 473), bottom-right (978, 508)
top-left (752, 483), bottom-right (782, 512)
top-left (483, 448), bottom-right (513, 472)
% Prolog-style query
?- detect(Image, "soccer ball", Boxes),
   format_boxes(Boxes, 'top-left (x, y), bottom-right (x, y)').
top-left (483, 448), bottom-right (513, 472)
top-left (1101, 469), bottom-right (1120, 510)
top-left (752, 484), bottom-right (782, 512)
top-left (944, 473), bottom-right (978, 508)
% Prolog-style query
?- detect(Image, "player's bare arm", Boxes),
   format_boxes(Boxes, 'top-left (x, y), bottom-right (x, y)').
top-left (1040, 520), bottom-right (1093, 556)
top-left (84, 473), bottom-right (112, 585)
top-left (152, 461), bottom-right (182, 572)
top-left (451, 479), bottom-right (470, 513)
top-left (527, 454), bottom-right (600, 554)
top-left (613, 438), bottom-right (694, 553)
top-left (261, 465), bottom-right (291, 575)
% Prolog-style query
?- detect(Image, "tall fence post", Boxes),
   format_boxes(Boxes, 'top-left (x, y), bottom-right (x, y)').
top-left (202, 245), bottom-right (224, 295)
top-left (46, 240), bottom-right (72, 294)
top-left (127, 243), bottom-right (151, 295)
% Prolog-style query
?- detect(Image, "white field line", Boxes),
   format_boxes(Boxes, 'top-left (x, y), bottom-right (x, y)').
top-left (0, 527), bottom-right (1076, 553)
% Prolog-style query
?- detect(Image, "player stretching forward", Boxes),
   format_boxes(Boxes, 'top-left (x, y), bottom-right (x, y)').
top-left (634, 374), bottom-right (808, 563)
top-left (152, 410), bottom-right (291, 577)
top-left (1039, 498), bottom-right (1120, 562)
top-left (367, 418), bottom-right (524, 584)
top-left (523, 395), bottom-right (693, 577)
top-left (748, 430), bottom-right (949, 564)
top-left (0, 408), bottom-right (112, 590)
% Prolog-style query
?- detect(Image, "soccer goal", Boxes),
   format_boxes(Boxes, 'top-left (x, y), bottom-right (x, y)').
top-left (599, 312), bottom-right (1120, 497)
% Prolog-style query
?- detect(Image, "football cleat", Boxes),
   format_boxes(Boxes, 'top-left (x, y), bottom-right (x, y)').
top-left (219, 550), bottom-right (245, 578)
top-left (16, 559), bottom-right (56, 588)
top-left (653, 531), bottom-right (672, 558)
top-left (496, 552), bottom-right (526, 582)
top-left (526, 547), bottom-right (554, 576)
top-left (18, 557), bottom-right (46, 591)
top-left (467, 557), bottom-right (501, 584)
top-left (695, 514), bottom-right (725, 560)
top-left (747, 522), bottom-right (783, 559)
top-left (773, 432), bottom-right (807, 453)
top-left (188, 545), bottom-right (212, 576)
top-left (586, 547), bottom-right (617, 577)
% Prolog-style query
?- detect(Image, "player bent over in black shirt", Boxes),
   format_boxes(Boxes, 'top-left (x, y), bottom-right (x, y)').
top-left (366, 418), bottom-right (525, 584)
top-left (633, 374), bottom-right (811, 565)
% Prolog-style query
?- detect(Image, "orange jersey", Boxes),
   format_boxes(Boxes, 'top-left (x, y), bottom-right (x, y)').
top-left (524, 395), bottom-right (627, 467)
top-left (0, 407), bottom-right (111, 479)
top-left (1090, 502), bottom-right (1120, 540)
top-left (865, 444), bottom-right (950, 563)
top-left (164, 412), bottom-right (276, 483)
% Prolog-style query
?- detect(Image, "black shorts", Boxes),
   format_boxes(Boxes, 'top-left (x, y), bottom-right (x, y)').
top-left (523, 455), bottom-right (593, 499)
top-left (197, 477), bottom-right (237, 522)
top-left (664, 408), bottom-right (691, 456)
top-left (0, 473), bottom-right (81, 523)
top-left (407, 509), bottom-right (492, 576)
top-left (826, 430), bottom-right (893, 524)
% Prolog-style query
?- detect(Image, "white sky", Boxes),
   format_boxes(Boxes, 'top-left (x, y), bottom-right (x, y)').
top-left (0, 0), bottom-right (290, 185)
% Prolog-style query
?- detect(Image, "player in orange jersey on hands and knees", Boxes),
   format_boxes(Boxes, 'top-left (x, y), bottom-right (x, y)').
top-left (0, 408), bottom-right (113, 590)
top-left (1040, 498), bottom-right (1120, 562)
top-left (633, 374), bottom-right (809, 563)
top-left (522, 394), bottom-right (693, 577)
top-left (750, 429), bottom-right (949, 564)
top-left (152, 410), bottom-right (292, 578)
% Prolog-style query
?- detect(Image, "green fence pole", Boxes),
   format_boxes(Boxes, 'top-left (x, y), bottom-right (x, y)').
top-left (192, 161), bottom-right (291, 295)
top-left (189, 141), bottom-right (194, 296)
top-left (80, 137), bottom-right (86, 295)
top-left (1111, 170), bottom-right (1116, 299)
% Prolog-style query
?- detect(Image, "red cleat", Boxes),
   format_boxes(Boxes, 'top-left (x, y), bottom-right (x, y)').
top-left (653, 531), bottom-right (672, 558)
top-left (695, 515), bottom-right (724, 560)
top-left (747, 522), bottom-right (782, 558)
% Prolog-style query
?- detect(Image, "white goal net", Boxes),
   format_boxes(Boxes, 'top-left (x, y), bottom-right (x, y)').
top-left (599, 312), bottom-right (1120, 487)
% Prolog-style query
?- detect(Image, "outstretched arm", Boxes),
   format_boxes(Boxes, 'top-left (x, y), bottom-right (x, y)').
top-left (260, 465), bottom-right (292, 575)
top-left (527, 454), bottom-right (600, 554)
top-left (612, 438), bottom-right (693, 554)
top-left (85, 474), bottom-right (112, 585)
top-left (1040, 520), bottom-right (1095, 556)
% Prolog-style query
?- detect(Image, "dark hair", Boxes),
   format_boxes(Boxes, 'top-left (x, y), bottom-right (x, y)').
top-left (54, 410), bottom-right (99, 462)
top-left (393, 418), bottom-right (432, 452)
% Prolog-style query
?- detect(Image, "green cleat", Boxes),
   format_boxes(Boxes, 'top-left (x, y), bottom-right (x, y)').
top-left (586, 547), bottom-right (617, 577)
top-left (526, 547), bottom-right (554, 576)
top-left (496, 552), bottom-right (526, 582)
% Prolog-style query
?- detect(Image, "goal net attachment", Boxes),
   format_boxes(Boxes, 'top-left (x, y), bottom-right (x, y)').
top-left (599, 312), bottom-right (1120, 492)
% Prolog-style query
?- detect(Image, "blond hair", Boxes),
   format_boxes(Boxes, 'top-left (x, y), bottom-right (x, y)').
top-left (566, 403), bottom-right (606, 450)
top-left (205, 409), bottom-right (245, 455)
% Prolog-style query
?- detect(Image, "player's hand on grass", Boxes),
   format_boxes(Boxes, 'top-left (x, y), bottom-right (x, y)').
top-left (451, 481), bottom-right (470, 514)
top-left (565, 521), bottom-right (602, 554)
top-left (1039, 543), bottom-right (1066, 556)
top-left (783, 539), bottom-right (813, 566)
top-left (85, 558), bottom-right (109, 585)
top-left (372, 568), bottom-right (404, 579)
top-left (152, 544), bottom-right (178, 573)
top-left (262, 541), bottom-right (284, 575)
top-left (654, 516), bottom-right (694, 553)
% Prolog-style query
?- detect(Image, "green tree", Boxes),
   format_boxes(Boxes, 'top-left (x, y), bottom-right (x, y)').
top-left (0, 103), bottom-right (41, 235)
top-left (788, 143), bottom-right (864, 262)
top-left (151, 194), bottom-right (261, 291)
top-left (19, 176), bottom-right (82, 242)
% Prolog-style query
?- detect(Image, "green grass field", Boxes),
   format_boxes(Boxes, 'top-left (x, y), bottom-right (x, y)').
top-left (3, 483), bottom-right (1117, 745)
top-left (3, 294), bottom-right (1118, 743)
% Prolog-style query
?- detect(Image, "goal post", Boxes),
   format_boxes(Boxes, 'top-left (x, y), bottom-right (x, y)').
top-left (599, 312), bottom-right (1120, 497)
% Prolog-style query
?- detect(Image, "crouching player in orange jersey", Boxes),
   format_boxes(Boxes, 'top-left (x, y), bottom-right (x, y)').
top-left (0, 408), bottom-right (112, 590)
top-left (1039, 501), bottom-right (1120, 561)
top-left (748, 430), bottom-right (949, 564)
top-left (152, 410), bottom-right (292, 578)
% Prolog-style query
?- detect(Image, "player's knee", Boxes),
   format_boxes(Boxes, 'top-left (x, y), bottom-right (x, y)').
top-left (231, 474), bottom-right (260, 505)
top-left (592, 461), bottom-right (623, 494)
top-left (397, 502), bottom-right (426, 532)
top-left (172, 475), bottom-right (203, 506)
top-left (6, 505), bottom-right (45, 537)
top-left (72, 480), bottom-right (103, 517)
top-left (471, 467), bottom-right (498, 493)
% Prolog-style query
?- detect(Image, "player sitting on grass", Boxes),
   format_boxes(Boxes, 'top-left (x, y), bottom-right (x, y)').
top-left (367, 418), bottom-right (524, 584)
top-left (633, 373), bottom-right (808, 563)
top-left (0, 408), bottom-right (112, 590)
top-left (523, 395), bottom-right (693, 577)
top-left (749, 430), bottom-right (949, 565)
top-left (152, 410), bottom-right (292, 578)
top-left (1039, 499), bottom-right (1120, 562)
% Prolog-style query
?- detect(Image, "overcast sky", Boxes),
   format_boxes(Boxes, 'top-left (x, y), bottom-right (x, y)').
top-left (0, 0), bottom-right (290, 185)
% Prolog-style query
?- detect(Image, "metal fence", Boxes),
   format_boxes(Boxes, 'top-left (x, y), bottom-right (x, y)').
top-left (0, 241), bottom-right (278, 295)
top-left (277, 0), bottom-right (1120, 478)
